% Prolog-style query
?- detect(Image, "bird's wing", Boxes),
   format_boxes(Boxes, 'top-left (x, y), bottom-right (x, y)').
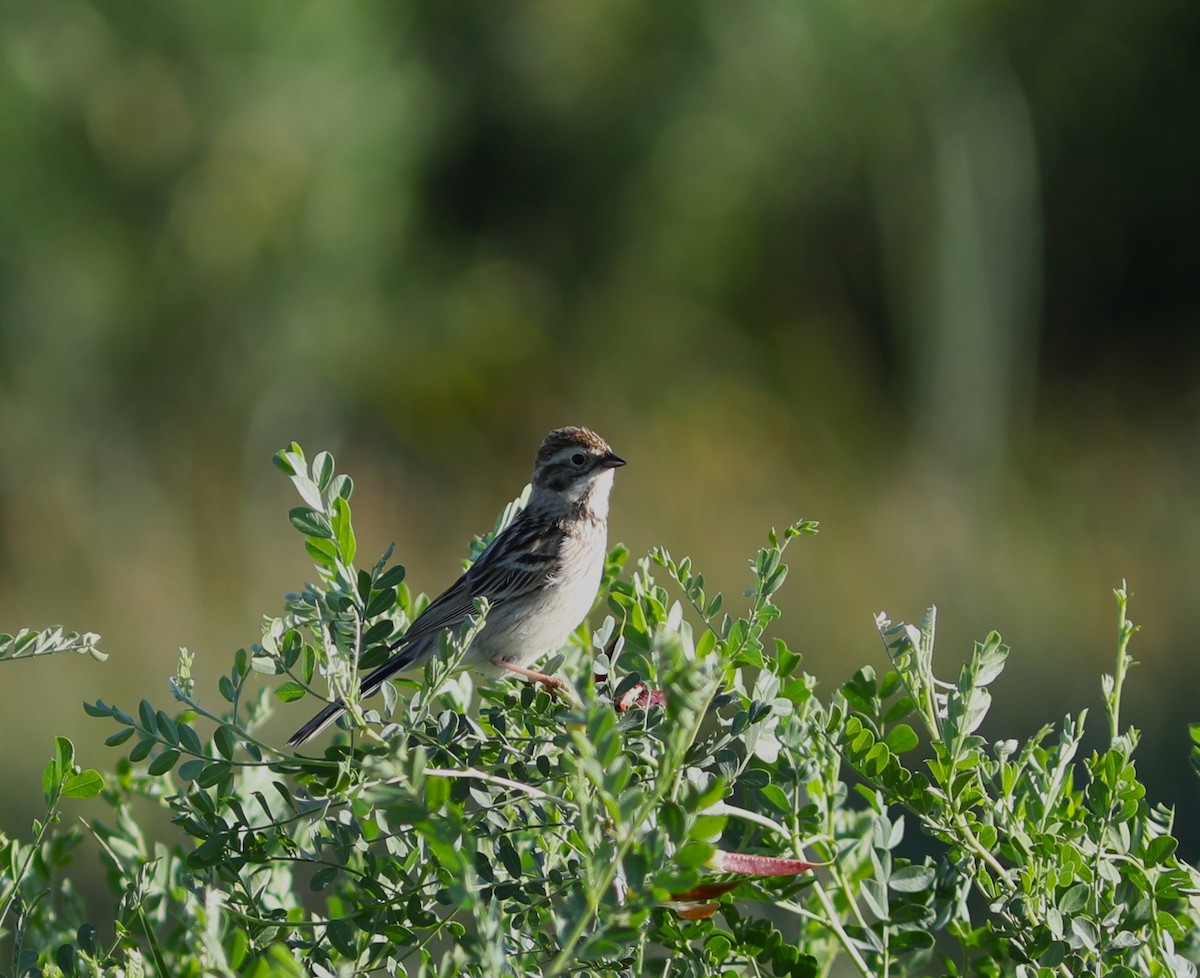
top-left (288, 509), bottom-right (563, 744)
top-left (352, 575), bottom-right (480, 700)
top-left (466, 507), bottom-right (564, 602)
top-left (387, 573), bottom-right (479, 649)
top-left (378, 509), bottom-right (562, 655)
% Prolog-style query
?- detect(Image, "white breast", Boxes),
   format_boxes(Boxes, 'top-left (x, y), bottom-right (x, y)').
top-left (474, 521), bottom-right (608, 673)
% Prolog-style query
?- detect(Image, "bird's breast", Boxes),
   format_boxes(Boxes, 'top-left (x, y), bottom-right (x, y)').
top-left (476, 523), bottom-right (608, 670)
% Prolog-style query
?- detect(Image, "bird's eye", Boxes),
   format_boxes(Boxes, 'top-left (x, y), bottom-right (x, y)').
top-left (570, 452), bottom-right (587, 467)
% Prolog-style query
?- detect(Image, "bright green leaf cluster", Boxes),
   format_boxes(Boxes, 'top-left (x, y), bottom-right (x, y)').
top-left (3, 450), bottom-right (1198, 978)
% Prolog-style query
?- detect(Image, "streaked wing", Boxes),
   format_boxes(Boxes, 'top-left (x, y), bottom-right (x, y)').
top-left (387, 574), bottom-right (478, 650)
top-left (391, 507), bottom-right (561, 650)
top-left (468, 505), bottom-right (563, 600)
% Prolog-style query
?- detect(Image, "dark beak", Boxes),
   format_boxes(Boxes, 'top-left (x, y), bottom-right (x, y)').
top-left (601, 451), bottom-right (626, 469)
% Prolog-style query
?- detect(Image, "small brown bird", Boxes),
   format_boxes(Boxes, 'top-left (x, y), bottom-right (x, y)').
top-left (287, 426), bottom-right (625, 746)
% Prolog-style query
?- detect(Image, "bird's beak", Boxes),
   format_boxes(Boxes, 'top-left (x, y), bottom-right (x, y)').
top-left (601, 452), bottom-right (626, 469)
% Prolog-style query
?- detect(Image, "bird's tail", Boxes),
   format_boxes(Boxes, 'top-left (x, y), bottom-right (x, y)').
top-left (285, 639), bottom-right (420, 747)
top-left (286, 699), bottom-right (345, 747)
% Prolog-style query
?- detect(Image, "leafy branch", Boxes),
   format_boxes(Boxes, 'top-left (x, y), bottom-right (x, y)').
top-left (4, 444), bottom-right (1199, 978)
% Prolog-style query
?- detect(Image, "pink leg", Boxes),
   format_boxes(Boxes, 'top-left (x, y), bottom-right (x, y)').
top-left (499, 661), bottom-right (569, 694)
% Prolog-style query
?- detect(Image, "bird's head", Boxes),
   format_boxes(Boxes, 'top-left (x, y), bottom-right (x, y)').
top-left (531, 426), bottom-right (625, 518)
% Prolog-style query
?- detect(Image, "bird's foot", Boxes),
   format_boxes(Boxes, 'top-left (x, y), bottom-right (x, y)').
top-left (499, 661), bottom-right (576, 701)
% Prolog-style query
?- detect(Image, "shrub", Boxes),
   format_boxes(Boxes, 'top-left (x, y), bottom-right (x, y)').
top-left (2, 444), bottom-right (1198, 977)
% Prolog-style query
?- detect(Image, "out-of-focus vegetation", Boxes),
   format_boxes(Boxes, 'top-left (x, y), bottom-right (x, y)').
top-left (1, 0), bottom-right (1198, 865)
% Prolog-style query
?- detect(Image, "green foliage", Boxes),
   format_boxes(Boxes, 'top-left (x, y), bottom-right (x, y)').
top-left (0, 628), bottom-right (106, 665)
top-left (840, 590), bottom-right (1200, 977)
top-left (2, 447), bottom-right (1199, 976)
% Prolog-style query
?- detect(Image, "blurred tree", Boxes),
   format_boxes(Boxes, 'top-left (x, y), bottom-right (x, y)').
top-left (1, 0), bottom-right (1199, 858)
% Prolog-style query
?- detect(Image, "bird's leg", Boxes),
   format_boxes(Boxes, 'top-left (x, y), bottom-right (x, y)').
top-left (500, 661), bottom-right (575, 700)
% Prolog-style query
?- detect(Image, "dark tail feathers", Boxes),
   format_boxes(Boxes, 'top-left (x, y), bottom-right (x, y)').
top-left (285, 640), bottom-right (416, 747)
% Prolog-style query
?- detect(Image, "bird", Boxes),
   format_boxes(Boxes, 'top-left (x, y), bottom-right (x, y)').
top-left (286, 426), bottom-right (625, 746)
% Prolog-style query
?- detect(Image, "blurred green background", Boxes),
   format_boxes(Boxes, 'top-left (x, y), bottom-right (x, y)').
top-left (3, 0), bottom-right (1199, 873)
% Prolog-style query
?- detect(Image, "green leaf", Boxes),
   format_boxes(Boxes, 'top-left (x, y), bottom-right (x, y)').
top-left (1058, 883), bottom-right (1089, 913)
top-left (885, 724), bottom-right (919, 754)
top-left (289, 507), bottom-right (333, 539)
top-left (376, 564), bottom-right (407, 590)
top-left (226, 928), bottom-right (250, 971)
top-left (959, 688), bottom-right (991, 735)
top-left (705, 933), bottom-right (733, 961)
top-left (43, 759), bottom-right (59, 805)
top-left (274, 681), bottom-right (308, 703)
top-left (890, 929), bottom-right (935, 952)
top-left (218, 675), bottom-right (236, 702)
top-left (178, 723), bottom-right (203, 755)
top-left (332, 496), bottom-right (356, 564)
top-left (147, 749), bottom-right (180, 776)
top-left (289, 473), bottom-right (325, 512)
top-left (272, 446), bottom-right (301, 475)
top-left (496, 837), bottom-right (523, 878)
top-left (54, 736), bottom-right (74, 774)
top-left (327, 918), bottom-right (357, 957)
top-left (312, 451), bottom-right (335, 491)
top-left (689, 814), bottom-right (728, 841)
top-left (862, 877), bottom-right (888, 917)
top-left (197, 762), bottom-right (231, 788)
top-left (83, 700), bottom-right (114, 718)
top-left (365, 587), bottom-right (397, 619)
top-left (250, 654), bottom-right (278, 675)
top-left (660, 802), bottom-right (686, 843)
top-left (973, 633), bottom-right (1009, 686)
top-left (425, 776), bottom-right (449, 812)
top-left (578, 928), bottom-right (640, 961)
top-left (187, 834), bottom-right (225, 869)
top-left (305, 536), bottom-right (337, 568)
top-left (156, 710), bottom-right (179, 745)
top-left (329, 473), bottom-right (353, 501)
top-left (889, 864), bottom-right (936, 893)
top-left (1145, 835), bottom-right (1178, 865)
top-left (675, 840), bottom-right (715, 869)
top-left (771, 638), bottom-right (800, 677)
top-left (62, 770), bottom-right (104, 799)
top-left (214, 725), bottom-right (237, 759)
top-left (760, 784), bottom-right (792, 814)
top-left (883, 695), bottom-right (918, 724)
top-left (137, 700), bottom-right (157, 733)
top-left (1070, 916), bottom-right (1099, 951)
top-left (105, 727), bottom-right (136, 747)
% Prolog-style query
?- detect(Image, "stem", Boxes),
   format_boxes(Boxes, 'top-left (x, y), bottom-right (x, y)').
top-left (774, 899), bottom-right (825, 924)
top-left (132, 893), bottom-right (171, 977)
top-left (546, 677), bottom-right (719, 976)
top-left (814, 750), bottom-right (877, 978)
top-left (789, 826), bottom-right (874, 978)
top-left (706, 798), bottom-right (870, 975)
top-left (951, 812), bottom-right (1011, 888)
top-left (825, 855), bottom-right (875, 941)
top-left (1108, 582), bottom-right (1137, 744)
top-left (0, 800), bottom-right (60, 934)
top-left (172, 684), bottom-right (323, 765)
top-left (416, 767), bottom-right (570, 807)
top-left (704, 802), bottom-right (788, 838)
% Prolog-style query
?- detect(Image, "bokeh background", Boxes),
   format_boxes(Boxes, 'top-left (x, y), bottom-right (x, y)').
top-left (3, 0), bottom-right (1199, 892)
